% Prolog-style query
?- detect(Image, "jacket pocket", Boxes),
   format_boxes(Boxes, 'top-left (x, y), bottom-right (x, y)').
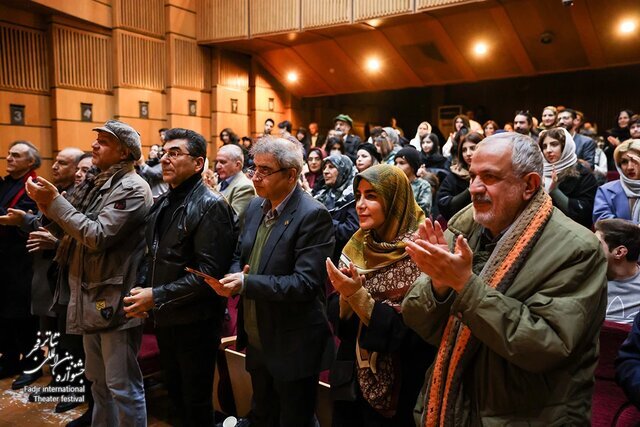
top-left (80, 275), bottom-right (126, 333)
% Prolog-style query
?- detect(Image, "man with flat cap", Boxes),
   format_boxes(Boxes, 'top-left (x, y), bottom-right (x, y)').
top-left (26, 120), bottom-right (152, 427)
top-left (334, 114), bottom-right (361, 163)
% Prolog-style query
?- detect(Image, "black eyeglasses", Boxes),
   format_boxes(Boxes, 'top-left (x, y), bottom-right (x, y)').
top-left (246, 167), bottom-right (287, 180)
top-left (162, 150), bottom-right (194, 160)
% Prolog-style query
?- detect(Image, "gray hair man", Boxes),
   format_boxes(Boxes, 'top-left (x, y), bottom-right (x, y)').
top-left (206, 137), bottom-right (335, 426)
top-left (403, 132), bottom-right (607, 425)
top-left (25, 120), bottom-right (152, 426)
top-left (215, 144), bottom-right (255, 223)
top-left (0, 141), bottom-right (41, 387)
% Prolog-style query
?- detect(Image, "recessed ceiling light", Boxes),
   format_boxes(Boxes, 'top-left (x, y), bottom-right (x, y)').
top-left (366, 57), bottom-right (381, 72)
top-left (286, 72), bottom-right (298, 83)
top-left (474, 42), bottom-right (488, 56)
top-left (620, 19), bottom-right (637, 35)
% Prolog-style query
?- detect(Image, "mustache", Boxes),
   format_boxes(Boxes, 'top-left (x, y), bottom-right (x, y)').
top-left (472, 194), bottom-right (492, 204)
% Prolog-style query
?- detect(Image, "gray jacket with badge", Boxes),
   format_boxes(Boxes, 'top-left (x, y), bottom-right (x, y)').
top-left (47, 169), bottom-right (152, 335)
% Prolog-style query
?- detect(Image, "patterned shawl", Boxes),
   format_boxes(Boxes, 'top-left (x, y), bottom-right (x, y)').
top-left (425, 188), bottom-right (554, 426)
top-left (342, 164), bottom-right (426, 273)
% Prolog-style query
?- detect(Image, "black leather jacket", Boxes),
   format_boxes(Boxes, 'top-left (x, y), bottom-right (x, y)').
top-left (137, 177), bottom-right (238, 327)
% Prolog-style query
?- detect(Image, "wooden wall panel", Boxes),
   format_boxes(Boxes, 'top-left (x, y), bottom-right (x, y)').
top-left (114, 0), bottom-right (164, 38)
top-left (250, 0), bottom-right (300, 36)
top-left (197, 0), bottom-right (248, 42)
top-left (302, 0), bottom-right (351, 29)
top-left (417, 0), bottom-right (477, 10)
top-left (115, 31), bottom-right (166, 90)
top-left (213, 50), bottom-right (250, 90)
top-left (0, 23), bottom-right (48, 93)
top-left (52, 25), bottom-right (112, 92)
top-left (354, 0), bottom-right (413, 21)
top-left (170, 36), bottom-right (210, 90)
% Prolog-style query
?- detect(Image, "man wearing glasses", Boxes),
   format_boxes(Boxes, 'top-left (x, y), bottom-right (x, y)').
top-left (124, 128), bottom-right (237, 426)
top-left (206, 137), bottom-right (335, 427)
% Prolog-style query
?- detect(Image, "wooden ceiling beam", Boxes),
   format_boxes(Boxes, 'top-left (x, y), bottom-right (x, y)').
top-left (422, 15), bottom-right (477, 82)
top-left (568, 0), bottom-right (605, 68)
top-left (488, 5), bottom-right (536, 75)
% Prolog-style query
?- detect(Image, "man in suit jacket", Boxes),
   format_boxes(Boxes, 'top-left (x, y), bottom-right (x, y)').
top-left (215, 144), bottom-right (255, 223)
top-left (558, 108), bottom-right (596, 167)
top-left (207, 137), bottom-right (335, 427)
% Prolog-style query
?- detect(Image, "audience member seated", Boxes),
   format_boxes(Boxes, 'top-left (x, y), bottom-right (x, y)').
top-left (314, 154), bottom-right (359, 263)
top-left (418, 133), bottom-right (448, 170)
top-left (395, 147), bottom-right (432, 216)
top-left (300, 147), bottom-right (325, 194)
top-left (409, 121), bottom-right (432, 150)
top-left (442, 114), bottom-right (470, 158)
top-left (373, 135), bottom-right (396, 165)
top-left (215, 144), bottom-right (256, 224)
top-left (538, 106), bottom-right (558, 131)
top-left (539, 128), bottom-right (597, 229)
top-left (482, 120), bottom-right (499, 137)
top-left (437, 131), bottom-right (483, 220)
top-left (326, 164), bottom-right (435, 427)
top-left (594, 139), bottom-right (640, 224)
top-left (355, 143), bottom-right (381, 173)
top-left (617, 312), bottom-right (640, 409)
top-left (595, 219), bottom-right (640, 324)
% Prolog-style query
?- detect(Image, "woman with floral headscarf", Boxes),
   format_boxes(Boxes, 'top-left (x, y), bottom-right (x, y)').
top-left (326, 164), bottom-right (435, 426)
top-left (315, 154), bottom-right (359, 262)
top-left (539, 127), bottom-right (597, 228)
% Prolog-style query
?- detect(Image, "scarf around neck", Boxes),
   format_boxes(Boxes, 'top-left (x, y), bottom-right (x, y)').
top-left (617, 165), bottom-right (640, 223)
top-left (342, 164), bottom-right (426, 273)
top-left (55, 161), bottom-right (133, 267)
top-left (424, 188), bottom-right (554, 426)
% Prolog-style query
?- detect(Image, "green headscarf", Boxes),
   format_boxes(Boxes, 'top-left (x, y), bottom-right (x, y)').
top-left (342, 164), bottom-right (426, 272)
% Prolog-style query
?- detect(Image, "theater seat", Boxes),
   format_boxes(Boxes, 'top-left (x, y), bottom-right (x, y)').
top-left (592, 320), bottom-right (640, 426)
top-left (138, 330), bottom-right (161, 379)
top-left (217, 336), bottom-right (332, 426)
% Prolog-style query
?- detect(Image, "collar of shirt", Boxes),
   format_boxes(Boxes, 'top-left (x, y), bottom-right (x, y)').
top-left (261, 184), bottom-right (297, 227)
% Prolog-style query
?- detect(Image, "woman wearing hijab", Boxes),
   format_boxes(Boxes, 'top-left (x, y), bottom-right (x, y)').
top-left (315, 154), bottom-right (359, 262)
top-left (437, 131), bottom-right (483, 220)
top-left (594, 139), bottom-right (640, 224)
top-left (409, 121), bottom-right (432, 150)
top-left (539, 128), bottom-right (597, 229)
top-left (326, 164), bottom-right (435, 427)
top-left (301, 147), bottom-right (324, 194)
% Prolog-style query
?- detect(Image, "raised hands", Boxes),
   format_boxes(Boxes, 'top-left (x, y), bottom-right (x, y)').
top-left (405, 218), bottom-right (473, 295)
top-left (326, 258), bottom-right (364, 298)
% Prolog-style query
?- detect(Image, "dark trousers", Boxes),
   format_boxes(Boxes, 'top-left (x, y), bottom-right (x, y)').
top-left (155, 318), bottom-right (220, 427)
top-left (0, 315), bottom-right (39, 368)
top-left (247, 346), bottom-right (319, 427)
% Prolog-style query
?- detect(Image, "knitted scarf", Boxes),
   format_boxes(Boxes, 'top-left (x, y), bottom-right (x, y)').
top-left (54, 161), bottom-right (132, 268)
top-left (424, 188), bottom-right (554, 426)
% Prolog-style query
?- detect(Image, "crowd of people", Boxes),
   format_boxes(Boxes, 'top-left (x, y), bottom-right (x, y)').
top-left (0, 104), bottom-right (640, 427)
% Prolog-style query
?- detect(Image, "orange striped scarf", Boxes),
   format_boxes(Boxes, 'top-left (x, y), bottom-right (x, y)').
top-left (424, 188), bottom-right (554, 426)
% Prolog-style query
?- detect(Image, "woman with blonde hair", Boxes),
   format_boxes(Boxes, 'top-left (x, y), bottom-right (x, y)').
top-left (539, 106), bottom-right (558, 131)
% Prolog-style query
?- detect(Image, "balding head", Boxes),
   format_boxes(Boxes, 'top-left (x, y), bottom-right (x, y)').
top-left (53, 147), bottom-right (85, 188)
top-left (469, 132), bottom-right (542, 236)
top-left (215, 144), bottom-right (244, 181)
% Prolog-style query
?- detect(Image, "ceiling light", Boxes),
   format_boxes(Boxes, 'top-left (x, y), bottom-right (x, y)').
top-left (366, 58), bottom-right (381, 72)
top-left (473, 42), bottom-right (488, 56)
top-left (620, 19), bottom-right (637, 35)
top-left (286, 72), bottom-right (298, 83)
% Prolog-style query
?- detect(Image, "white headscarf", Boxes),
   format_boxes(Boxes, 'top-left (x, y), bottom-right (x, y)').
top-left (616, 151), bottom-right (640, 224)
top-left (542, 128), bottom-right (577, 192)
top-left (410, 121), bottom-right (432, 150)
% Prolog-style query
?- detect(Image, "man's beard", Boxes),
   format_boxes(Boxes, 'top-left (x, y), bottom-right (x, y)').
top-left (472, 194), bottom-right (494, 227)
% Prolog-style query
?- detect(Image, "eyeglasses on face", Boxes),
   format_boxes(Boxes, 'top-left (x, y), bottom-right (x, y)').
top-left (246, 166), bottom-right (287, 180)
top-left (162, 150), bottom-right (194, 160)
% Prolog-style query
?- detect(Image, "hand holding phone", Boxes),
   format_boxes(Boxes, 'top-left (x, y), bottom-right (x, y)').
top-left (185, 267), bottom-right (222, 286)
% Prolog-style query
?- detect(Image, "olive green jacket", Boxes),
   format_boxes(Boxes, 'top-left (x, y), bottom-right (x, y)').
top-left (403, 204), bottom-right (607, 426)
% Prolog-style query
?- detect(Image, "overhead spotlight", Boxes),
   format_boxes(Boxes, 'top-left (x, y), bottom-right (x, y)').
top-left (561, 0), bottom-right (574, 7)
top-left (366, 58), bottom-right (381, 72)
top-left (473, 42), bottom-right (488, 56)
top-left (286, 72), bottom-right (298, 83)
top-left (620, 19), bottom-right (637, 35)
